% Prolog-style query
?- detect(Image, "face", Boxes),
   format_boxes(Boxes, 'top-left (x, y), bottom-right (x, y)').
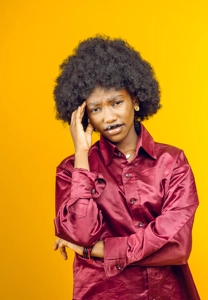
top-left (86, 86), bottom-right (138, 147)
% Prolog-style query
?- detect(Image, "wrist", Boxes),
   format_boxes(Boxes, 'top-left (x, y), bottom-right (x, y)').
top-left (75, 149), bottom-right (89, 156)
top-left (74, 151), bottom-right (89, 169)
top-left (83, 247), bottom-right (93, 259)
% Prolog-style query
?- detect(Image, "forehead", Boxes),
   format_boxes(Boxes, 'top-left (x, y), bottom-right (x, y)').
top-left (86, 87), bottom-right (129, 105)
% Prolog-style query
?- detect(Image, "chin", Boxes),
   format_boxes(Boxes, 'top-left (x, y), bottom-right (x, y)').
top-left (105, 135), bottom-right (125, 144)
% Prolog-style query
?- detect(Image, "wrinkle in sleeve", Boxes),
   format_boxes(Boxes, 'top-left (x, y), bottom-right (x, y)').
top-left (55, 166), bottom-right (106, 246)
top-left (104, 150), bottom-right (199, 277)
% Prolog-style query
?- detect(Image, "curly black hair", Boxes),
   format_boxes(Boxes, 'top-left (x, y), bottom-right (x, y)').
top-left (53, 35), bottom-right (161, 130)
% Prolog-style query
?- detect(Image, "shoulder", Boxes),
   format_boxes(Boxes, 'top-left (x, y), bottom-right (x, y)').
top-left (153, 141), bottom-right (190, 169)
top-left (155, 142), bottom-right (186, 159)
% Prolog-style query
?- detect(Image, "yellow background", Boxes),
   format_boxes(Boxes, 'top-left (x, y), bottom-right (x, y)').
top-left (1, 0), bottom-right (207, 299)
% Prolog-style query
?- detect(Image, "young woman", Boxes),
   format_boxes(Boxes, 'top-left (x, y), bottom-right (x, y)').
top-left (53, 36), bottom-right (200, 299)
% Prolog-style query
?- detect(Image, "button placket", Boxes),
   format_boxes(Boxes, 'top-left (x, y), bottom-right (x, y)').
top-left (130, 198), bottom-right (136, 204)
top-left (91, 188), bottom-right (96, 194)
top-left (138, 222), bottom-right (144, 227)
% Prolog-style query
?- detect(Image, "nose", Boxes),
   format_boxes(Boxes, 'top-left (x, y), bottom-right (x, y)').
top-left (103, 107), bottom-right (117, 123)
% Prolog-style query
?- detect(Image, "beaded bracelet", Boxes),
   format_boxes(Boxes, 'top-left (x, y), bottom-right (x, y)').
top-left (83, 247), bottom-right (93, 260)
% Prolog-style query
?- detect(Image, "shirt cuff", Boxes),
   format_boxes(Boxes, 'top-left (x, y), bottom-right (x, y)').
top-left (104, 236), bottom-right (128, 277)
top-left (70, 168), bottom-right (106, 199)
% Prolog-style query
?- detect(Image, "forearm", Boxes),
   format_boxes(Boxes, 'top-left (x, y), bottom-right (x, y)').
top-left (103, 203), bottom-right (198, 277)
top-left (55, 167), bottom-right (106, 246)
top-left (91, 240), bottom-right (104, 258)
top-left (74, 150), bottom-right (89, 170)
top-left (77, 240), bottom-right (104, 258)
top-left (55, 198), bottom-right (103, 246)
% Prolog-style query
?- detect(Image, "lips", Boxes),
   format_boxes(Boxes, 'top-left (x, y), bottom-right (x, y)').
top-left (104, 124), bottom-right (123, 131)
top-left (104, 124), bottom-right (124, 135)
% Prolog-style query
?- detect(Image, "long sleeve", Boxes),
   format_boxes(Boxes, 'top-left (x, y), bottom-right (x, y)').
top-left (54, 165), bottom-right (106, 246)
top-left (103, 150), bottom-right (199, 277)
top-left (55, 129), bottom-right (200, 299)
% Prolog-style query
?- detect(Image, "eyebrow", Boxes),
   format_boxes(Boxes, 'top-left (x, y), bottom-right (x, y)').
top-left (88, 95), bottom-right (124, 107)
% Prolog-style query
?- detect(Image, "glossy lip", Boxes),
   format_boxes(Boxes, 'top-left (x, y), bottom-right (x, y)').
top-left (104, 124), bottom-right (123, 131)
top-left (104, 124), bottom-right (124, 135)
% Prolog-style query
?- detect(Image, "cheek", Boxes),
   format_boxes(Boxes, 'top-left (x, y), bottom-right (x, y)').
top-left (124, 106), bottom-right (135, 119)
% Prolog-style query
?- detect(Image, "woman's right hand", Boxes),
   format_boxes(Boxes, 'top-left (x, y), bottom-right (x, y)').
top-left (70, 102), bottom-right (94, 170)
top-left (70, 101), bottom-right (94, 153)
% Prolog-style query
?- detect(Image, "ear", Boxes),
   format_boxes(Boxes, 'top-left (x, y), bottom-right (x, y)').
top-left (132, 96), bottom-right (139, 106)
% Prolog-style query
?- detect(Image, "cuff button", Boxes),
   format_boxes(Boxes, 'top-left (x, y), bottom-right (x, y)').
top-left (116, 264), bottom-right (122, 270)
top-left (138, 222), bottom-right (144, 227)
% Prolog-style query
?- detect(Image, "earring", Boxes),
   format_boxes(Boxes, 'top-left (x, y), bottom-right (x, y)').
top-left (134, 105), bottom-right (140, 111)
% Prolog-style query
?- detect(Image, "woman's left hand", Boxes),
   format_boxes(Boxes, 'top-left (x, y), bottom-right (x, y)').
top-left (53, 238), bottom-right (83, 260)
top-left (54, 238), bottom-right (105, 260)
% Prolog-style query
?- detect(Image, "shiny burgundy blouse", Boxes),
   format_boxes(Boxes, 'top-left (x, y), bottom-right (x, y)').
top-left (55, 124), bottom-right (200, 300)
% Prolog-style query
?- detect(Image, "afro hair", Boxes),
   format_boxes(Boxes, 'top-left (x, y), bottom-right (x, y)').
top-left (53, 35), bottom-right (161, 130)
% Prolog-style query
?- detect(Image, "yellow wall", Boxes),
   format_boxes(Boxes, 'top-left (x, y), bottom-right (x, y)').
top-left (1, 0), bottom-right (207, 299)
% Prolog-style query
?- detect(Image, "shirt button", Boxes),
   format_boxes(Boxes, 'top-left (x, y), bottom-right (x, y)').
top-left (116, 264), bottom-right (122, 270)
top-left (125, 173), bottom-right (130, 178)
top-left (118, 152), bottom-right (122, 156)
top-left (91, 188), bottom-right (96, 194)
top-left (130, 198), bottom-right (136, 204)
top-left (138, 222), bottom-right (144, 227)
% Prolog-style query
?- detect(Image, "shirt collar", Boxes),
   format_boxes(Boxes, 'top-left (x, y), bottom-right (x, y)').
top-left (136, 123), bottom-right (157, 160)
top-left (99, 123), bottom-right (157, 166)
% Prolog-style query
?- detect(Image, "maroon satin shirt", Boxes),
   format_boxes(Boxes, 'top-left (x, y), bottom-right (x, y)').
top-left (55, 124), bottom-right (200, 300)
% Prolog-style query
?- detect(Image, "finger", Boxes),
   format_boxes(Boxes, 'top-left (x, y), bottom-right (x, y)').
top-left (85, 122), bottom-right (94, 135)
top-left (53, 238), bottom-right (61, 251)
top-left (79, 101), bottom-right (86, 117)
top-left (75, 102), bottom-right (86, 122)
top-left (75, 105), bottom-right (85, 123)
top-left (71, 102), bottom-right (86, 125)
top-left (71, 107), bottom-right (79, 126)
top-left (59, 243), bottom-right (68, 260)
top-left (80, 101), bottom-right (86, 109)
top-left (71, 107), bottom-right (82, 128)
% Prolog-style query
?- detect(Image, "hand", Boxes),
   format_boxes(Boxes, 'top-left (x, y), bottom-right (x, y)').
top-left (70, 102), bottom-right (94, 153)
top-left (53, 238), bottom-right (105, 260)
top-left (53, 238), bottom-right (83, 260)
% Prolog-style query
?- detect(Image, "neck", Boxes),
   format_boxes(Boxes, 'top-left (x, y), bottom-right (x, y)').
top-left (114, 127), bottom-right (138, 154)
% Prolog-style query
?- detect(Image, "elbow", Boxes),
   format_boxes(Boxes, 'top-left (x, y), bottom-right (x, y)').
top-left (170, 237), bottom-right (192, 265)
top-left (178, 246), bottom-right (191, 264)
top-left (174, 251), bottom-right (189, 265)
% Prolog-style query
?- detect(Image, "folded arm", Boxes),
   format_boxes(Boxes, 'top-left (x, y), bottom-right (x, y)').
top-left (103, 151), bottom-right (199, 276)
top-left (54, 167), bottom-right (106, 246)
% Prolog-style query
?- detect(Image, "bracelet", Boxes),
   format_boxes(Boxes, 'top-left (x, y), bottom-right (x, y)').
top-left (83, 247), bottom-right (93, 259)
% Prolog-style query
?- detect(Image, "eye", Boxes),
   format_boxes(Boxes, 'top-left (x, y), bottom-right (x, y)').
top-left (113, 100), bottom-right (123, 106)
top-left (89, 107), bottom-right (101, 113)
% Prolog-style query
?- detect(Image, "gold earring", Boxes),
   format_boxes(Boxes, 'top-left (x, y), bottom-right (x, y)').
top-left (134, 105), bottom-right (140, 111)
